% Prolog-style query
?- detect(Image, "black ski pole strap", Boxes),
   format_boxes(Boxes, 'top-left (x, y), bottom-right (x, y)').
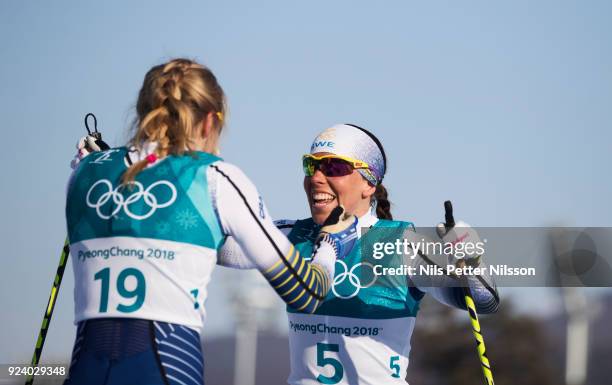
top-left (83, 113), bottom-right (110, 151)
top-left (84, 113), bottom-right (100, 139)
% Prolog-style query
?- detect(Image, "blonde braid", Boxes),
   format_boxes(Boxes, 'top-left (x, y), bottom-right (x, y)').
top-left (123, 58), bottom-right (226, 184)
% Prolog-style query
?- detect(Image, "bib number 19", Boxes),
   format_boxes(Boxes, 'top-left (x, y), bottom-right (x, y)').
top-left (94, 267), bottom-right (146, 313)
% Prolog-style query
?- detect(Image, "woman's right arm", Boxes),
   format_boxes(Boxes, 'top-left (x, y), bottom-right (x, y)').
top-left (403, 227), bottom-right (499, 314)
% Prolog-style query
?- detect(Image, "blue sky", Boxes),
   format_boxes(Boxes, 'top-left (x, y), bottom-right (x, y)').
top-left (1, 0), bottom-right (610, 363)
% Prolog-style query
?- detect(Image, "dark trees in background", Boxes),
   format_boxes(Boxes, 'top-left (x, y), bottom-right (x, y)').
top-left (408, 296), bottom-right (560, 385)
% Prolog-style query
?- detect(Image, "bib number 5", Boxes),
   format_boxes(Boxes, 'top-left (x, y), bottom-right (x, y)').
top-left (390, 355), bottom-right (401, 378)
top-left (316, 343), bottom-right (344, 384)
top-left (94, 267), bottom-right (146, 313)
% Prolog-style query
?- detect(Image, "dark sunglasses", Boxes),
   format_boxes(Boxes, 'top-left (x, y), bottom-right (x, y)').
top-left (302, 154), bottom-right (373, 178)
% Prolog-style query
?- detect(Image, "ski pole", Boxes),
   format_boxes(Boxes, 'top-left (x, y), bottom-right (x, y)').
top-left (444, 200), bottom-right (495, 385)
top-left (25, 113), bottom-right (108, 385)
top-left (25, 239), bottom-right (70, 385)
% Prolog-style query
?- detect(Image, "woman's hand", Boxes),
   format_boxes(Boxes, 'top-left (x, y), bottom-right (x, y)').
top-left (316, 205), bottom-right (358, 260)
top-left (70, 135), bottom-right (110, 169)
top-left (436, 220), bottom-right (483, 265)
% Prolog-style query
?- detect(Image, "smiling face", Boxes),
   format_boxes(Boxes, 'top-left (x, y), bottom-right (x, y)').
top-left (304, 152), bottom-right (376, 225)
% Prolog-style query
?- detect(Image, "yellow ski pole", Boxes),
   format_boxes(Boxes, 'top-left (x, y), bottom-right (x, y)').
top-left (444, 200), bottom-right (494, 385)
top-left (25, 239), bottom-right (70, 385)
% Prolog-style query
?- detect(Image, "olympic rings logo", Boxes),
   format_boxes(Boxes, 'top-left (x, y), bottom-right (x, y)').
top-left (331, 260), bottom-right (378, 299)
top-left (86, 179), bottom-right (177, 220)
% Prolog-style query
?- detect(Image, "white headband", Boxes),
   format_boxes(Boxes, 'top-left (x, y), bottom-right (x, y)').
top-left (309, 124), bottom-right (385, 185)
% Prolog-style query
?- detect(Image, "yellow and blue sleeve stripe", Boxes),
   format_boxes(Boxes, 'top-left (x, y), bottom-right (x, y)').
top-left (263, 246), bottom-right (330, 314)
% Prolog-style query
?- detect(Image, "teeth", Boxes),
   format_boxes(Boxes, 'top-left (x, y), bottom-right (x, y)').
top-left (312, 192), bottom-right (335, 202)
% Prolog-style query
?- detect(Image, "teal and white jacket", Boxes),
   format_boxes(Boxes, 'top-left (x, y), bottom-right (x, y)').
top-left (66, 145), bottom-right (336, 331)
top-left (219, 210), bottom-right (499, 385)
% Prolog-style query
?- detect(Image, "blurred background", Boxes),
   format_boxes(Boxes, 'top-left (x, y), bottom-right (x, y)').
top-left (1, 0), bottom-right (610, 384)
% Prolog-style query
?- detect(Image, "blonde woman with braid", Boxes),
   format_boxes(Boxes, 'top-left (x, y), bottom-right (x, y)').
top-left (65, 59), bottom-right (356, 385)
top-left (219, 124), bottom-right (500, 384)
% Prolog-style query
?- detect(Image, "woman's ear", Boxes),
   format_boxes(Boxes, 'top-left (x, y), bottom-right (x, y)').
top-left (202, 112), bottom-right (215, 138)
top-left (201, 112), bottom-right (222, 155)
top-left (362, 182), bottom-right (376, 200)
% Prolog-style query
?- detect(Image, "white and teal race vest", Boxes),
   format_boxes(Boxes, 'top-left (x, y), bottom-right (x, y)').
top-left (286, 218), bottom-right (423, 385)
top-left (66, 148), bottom-right (224, 330)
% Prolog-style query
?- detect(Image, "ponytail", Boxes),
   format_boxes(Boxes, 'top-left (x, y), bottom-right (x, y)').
top-left (121, 158), bottom-right (150, 186)
top-left (374, 183), bottom-right (392, 220)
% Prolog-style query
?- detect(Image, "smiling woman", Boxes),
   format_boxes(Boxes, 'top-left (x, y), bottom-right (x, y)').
top-left (218, 123), bottom-right (500, 384)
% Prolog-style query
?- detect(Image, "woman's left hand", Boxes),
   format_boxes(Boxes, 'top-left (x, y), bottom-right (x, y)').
top-left (436, 220), bottom-right (483, 264)
top-left (70, 135), bottom-right (110, 169)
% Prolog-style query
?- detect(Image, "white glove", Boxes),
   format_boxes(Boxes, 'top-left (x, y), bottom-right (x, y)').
top-left (316, 205), bottom-right (358, 260)
top-left (70, 135), bottom-right (107, 169)
top-left (309, 206), bottom-right (358, 288)
top-left (436, 220), bottom-right (484, 263)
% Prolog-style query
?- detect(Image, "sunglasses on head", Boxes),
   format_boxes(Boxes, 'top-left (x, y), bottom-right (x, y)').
top-left (302, 154), bottom-right (372, 178)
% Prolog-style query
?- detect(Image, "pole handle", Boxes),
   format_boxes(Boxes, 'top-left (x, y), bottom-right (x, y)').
top-left (444, 200), bottom-right (455, 229)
